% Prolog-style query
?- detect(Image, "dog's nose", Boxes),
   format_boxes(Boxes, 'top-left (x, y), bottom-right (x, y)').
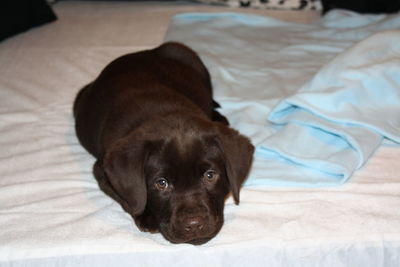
top-left (184, 216), bottom-right (205, 232)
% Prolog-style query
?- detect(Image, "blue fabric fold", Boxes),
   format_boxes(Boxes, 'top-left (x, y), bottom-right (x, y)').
top-left (165, 10), bottom-right (400, 186)
top-left (265, 31), bottom-right (400, 181)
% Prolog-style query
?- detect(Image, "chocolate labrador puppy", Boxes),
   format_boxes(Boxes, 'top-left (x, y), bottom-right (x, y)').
top-left (73, 42), bottom-right (254, 245)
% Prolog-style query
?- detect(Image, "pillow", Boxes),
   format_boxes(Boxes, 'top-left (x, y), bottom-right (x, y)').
top-left (197, 0), bottom-right (322, 10)
top-left (0, 0), bottom-right (57, 41)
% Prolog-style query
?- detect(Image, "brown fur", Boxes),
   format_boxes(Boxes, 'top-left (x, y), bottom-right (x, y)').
top-left (73, 42), bottom-right (254, 244)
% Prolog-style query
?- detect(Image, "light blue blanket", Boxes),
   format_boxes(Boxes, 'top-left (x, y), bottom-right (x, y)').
top-left (165, 10), bottom-right (400, 186)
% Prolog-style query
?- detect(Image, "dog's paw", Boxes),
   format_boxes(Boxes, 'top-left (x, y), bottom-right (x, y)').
top-left (135, 213), bottom-right (159, 233)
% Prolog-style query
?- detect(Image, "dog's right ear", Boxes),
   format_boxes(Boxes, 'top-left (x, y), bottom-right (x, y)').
top-left (103, 133), bottom-right (148, 217)
top-left (216, 125), bottom-right (254, 205)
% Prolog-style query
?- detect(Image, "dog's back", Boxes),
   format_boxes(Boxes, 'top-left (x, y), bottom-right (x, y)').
top-left (73, 42), bottom-right (218, 157)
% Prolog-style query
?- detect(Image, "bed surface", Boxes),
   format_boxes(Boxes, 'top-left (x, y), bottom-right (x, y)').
top-left (0, 1), bottom-right (399, 266)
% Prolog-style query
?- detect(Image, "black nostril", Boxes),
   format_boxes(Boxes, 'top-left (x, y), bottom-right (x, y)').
top-left (184, 217), bottom-right (205, 232)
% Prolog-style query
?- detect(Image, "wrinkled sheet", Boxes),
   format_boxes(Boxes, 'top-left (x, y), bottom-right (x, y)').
top-left (0, 2), bottom-right (400, 267)
top-left (165, 11), bottom-right (400, 186)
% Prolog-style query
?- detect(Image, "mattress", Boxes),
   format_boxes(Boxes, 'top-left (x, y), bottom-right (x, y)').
top-left (0, 1), bottom-right (399, 266)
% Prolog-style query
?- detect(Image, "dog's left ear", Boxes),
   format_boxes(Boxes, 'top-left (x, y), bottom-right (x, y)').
top-left (103, 132), bottom-right (149, 217)
top-left (216, 125), bottom-right (254, 205)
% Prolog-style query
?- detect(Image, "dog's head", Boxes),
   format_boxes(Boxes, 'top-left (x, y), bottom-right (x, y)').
top-left (103, 118), bottom-right (254, 245)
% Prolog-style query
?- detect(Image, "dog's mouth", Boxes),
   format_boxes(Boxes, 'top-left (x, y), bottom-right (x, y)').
top-left (160, 216), bottom-right (223, 245)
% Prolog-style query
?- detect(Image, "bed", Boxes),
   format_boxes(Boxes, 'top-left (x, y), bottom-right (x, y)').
top-left (1, 1), bottom-right (400, 266)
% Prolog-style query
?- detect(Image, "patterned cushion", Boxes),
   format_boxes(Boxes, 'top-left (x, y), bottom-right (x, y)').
top-left (197, 0), bottom-right (322, 10)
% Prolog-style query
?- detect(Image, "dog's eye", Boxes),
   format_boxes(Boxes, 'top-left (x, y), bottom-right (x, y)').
top-left (155, 178), bottom-right (169, 190)
top-left (204, 170), bottom-right (217, 180)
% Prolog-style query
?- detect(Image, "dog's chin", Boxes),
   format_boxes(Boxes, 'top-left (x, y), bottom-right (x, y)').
top-left (160, 223), bottom-right (222, 245)
top-left (185, 237), bottom-right (213, 245)
top-left (185, 236), bottom-right (214, 246)
top-left (165, 233), bottom-right (216, 245)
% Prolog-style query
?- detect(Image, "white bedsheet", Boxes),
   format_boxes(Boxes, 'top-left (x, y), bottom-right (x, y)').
top-left (0, 2), bottom-right (399, 266)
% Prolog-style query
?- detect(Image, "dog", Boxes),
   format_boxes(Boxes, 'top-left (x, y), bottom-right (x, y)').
top-left (73, 42), bottom-right (254, 245)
